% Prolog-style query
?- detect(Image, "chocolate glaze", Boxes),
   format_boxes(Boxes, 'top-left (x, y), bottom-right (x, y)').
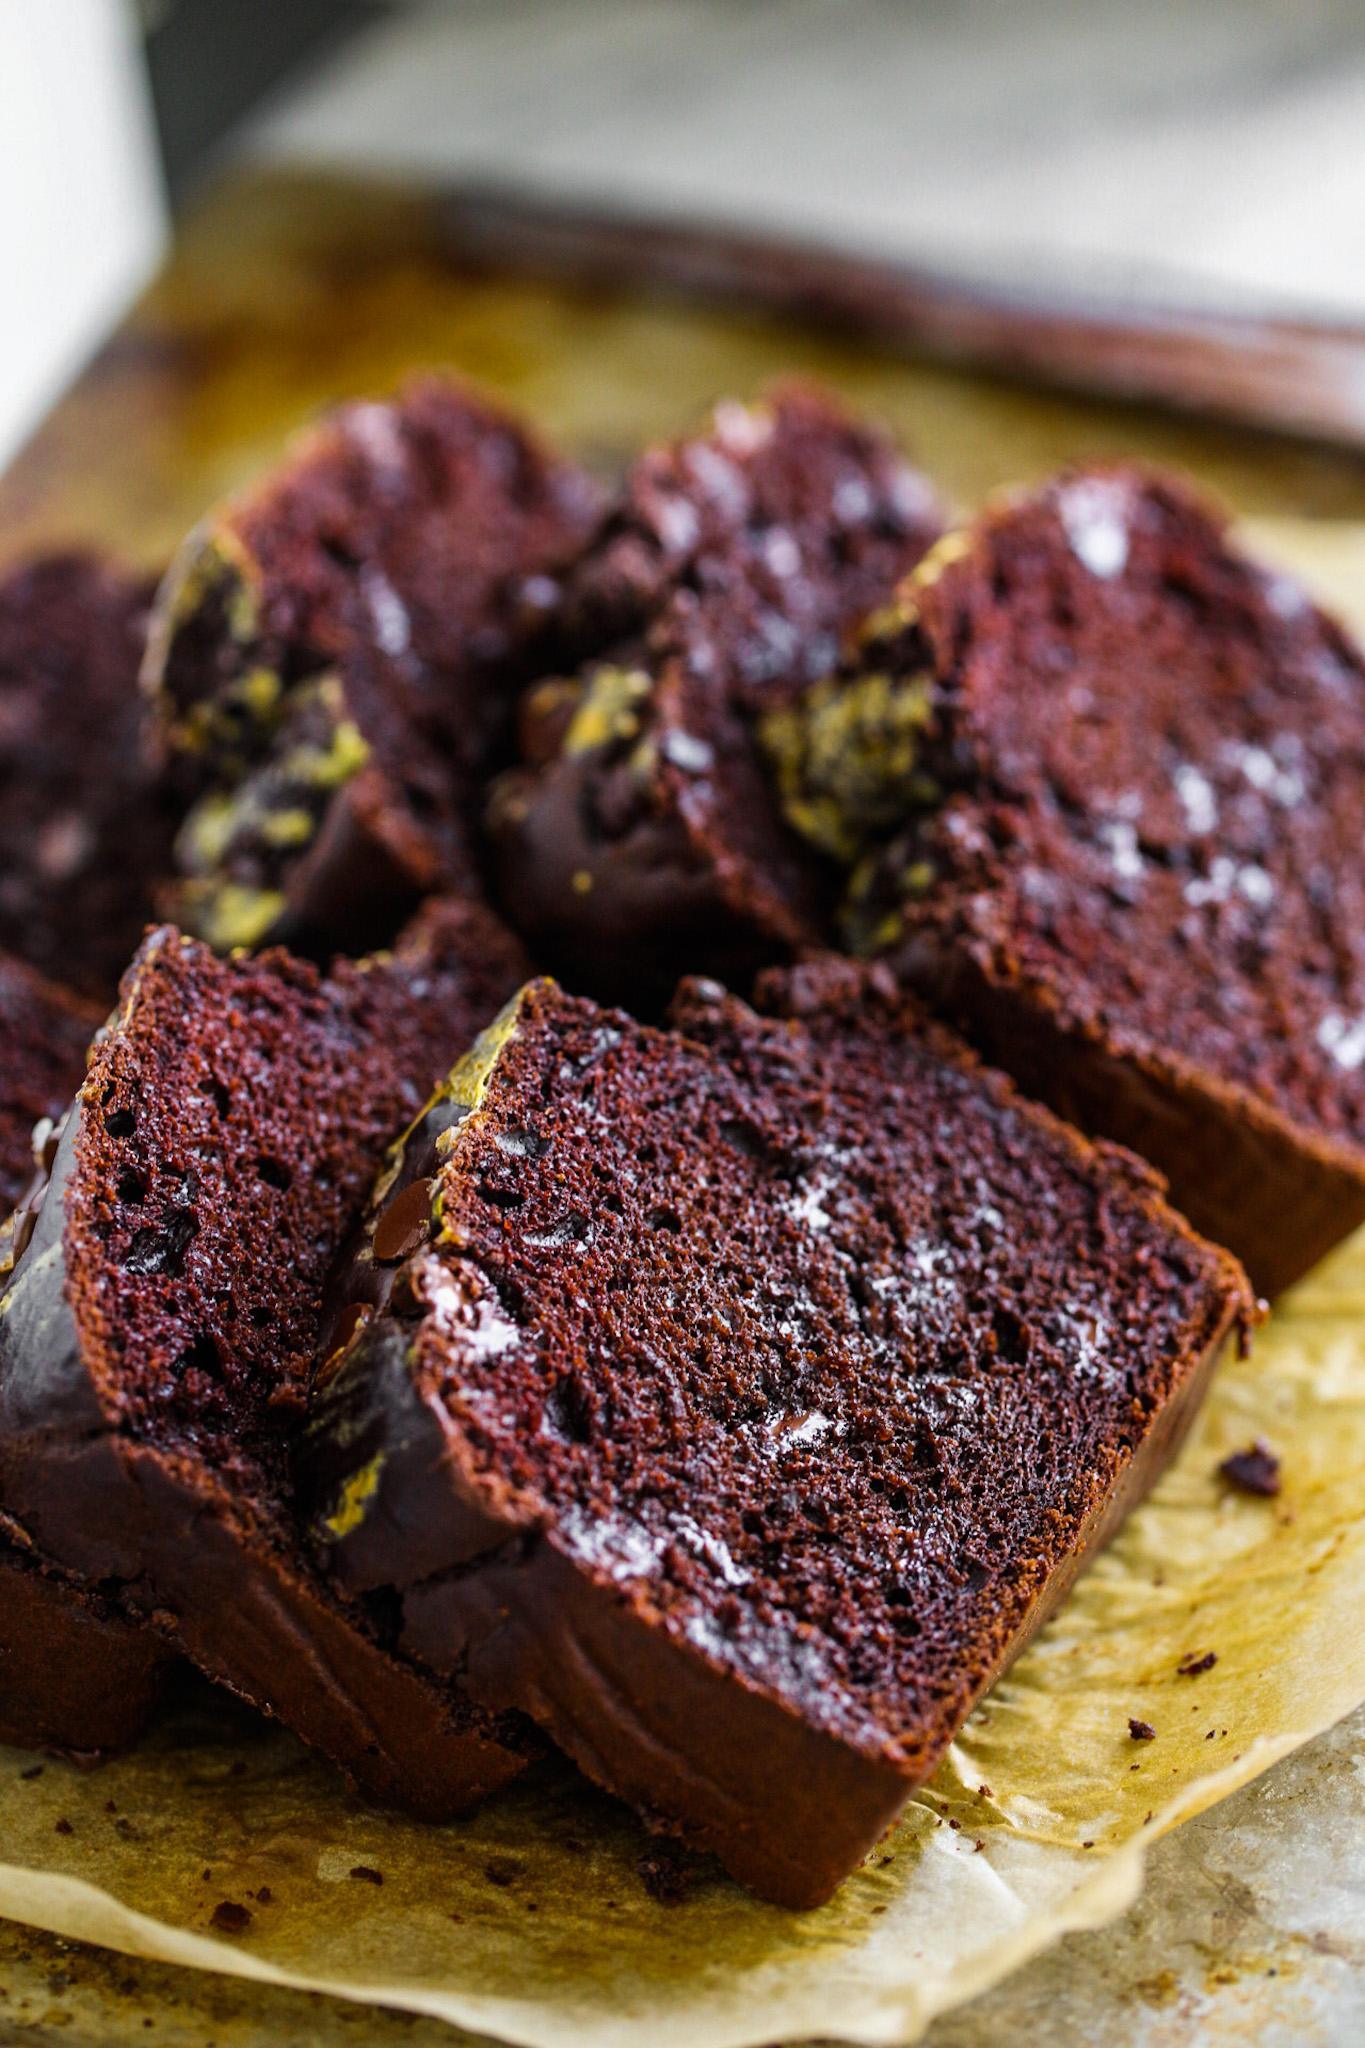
top-left (300, 963), bottom-right (1251, 1906)
top-left (0, 907), bottom-right (540, 1807)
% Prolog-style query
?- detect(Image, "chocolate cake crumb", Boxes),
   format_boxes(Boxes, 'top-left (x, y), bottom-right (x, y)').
top-left (210, 1902), bottom-right (250, 1933)
top-left (348, 1866), bottom-right (382, 1886)
top-left (1219, 1440), bottom-right (1281, 1497)
top-left (637, 1843), bottom-right (694, 1905)
top-left (1178, 1652), bottom-right (1218, 1677)
top-left (1128, 1718), bottom-right (1156, 1741)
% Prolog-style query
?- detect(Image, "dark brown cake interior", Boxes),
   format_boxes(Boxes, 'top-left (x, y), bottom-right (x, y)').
top-left (67, 903), bottom-right (528, 1489)
top-left (309, 966), bottom-right (1247, 1807)
top-left (0, 552), bottom-right (169, 999)
top-left (820, 471), bottom-right (1365, 1146)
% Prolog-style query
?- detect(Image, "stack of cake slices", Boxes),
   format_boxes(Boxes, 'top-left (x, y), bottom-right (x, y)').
top-left (4, 373), bottom-right (1365, 1908)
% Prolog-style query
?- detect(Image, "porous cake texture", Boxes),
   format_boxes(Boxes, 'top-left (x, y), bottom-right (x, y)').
top-left (300, 960), bottom-right (1250, 1906)
top-left (143, 376), bottom-right (602, 958)
top-left (767, 466), bottom-right (1365, 1295)
top-left (488, 386), bottom-right (943, 1005)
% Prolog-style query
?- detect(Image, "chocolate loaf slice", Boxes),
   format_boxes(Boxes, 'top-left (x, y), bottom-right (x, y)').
top-left (765, 467), bottom-right (1365, 1296)
top-left (143, 376), bottom-right (602, 957)
top-left (487, 385), bottom-right (943, 1006)
top-left (0, 552), bottom-right (172, 1000)
top-left (298, 961), bottom-right (1251, 1907)
top-left (0, 900), bottom-right (537, 1811)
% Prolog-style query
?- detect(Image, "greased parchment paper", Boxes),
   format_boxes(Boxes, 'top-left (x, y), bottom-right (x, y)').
top-left (1, 525), bottom-right (1364, 2048)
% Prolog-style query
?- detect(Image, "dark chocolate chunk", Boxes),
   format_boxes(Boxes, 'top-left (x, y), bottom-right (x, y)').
top-left (372, 1178), bottom-right (434, 1263)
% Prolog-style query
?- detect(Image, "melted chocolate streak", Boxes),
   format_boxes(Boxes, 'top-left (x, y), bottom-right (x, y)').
top-left (299, 1094), bottom-right (490, 1592)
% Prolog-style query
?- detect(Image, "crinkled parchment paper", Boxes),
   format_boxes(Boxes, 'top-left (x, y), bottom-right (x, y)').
top-left (2, 524), bottom-right (1364, 2048)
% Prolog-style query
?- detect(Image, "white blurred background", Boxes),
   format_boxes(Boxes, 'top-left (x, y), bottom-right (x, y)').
top-left (5, 0), bottom-right (1365, 468)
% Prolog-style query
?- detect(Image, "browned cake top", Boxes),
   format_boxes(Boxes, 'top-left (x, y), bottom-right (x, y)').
top-left (552, 382), bottom-right (943, 694)
top-left (379, 964), bottom-right (1247, 1760)
top-left (63, 906), bottom-right (528, 1481)
top-left (0, 552), bottom-right (168, 998)
top-left (781, 467), bottom-right (1365, 1142)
